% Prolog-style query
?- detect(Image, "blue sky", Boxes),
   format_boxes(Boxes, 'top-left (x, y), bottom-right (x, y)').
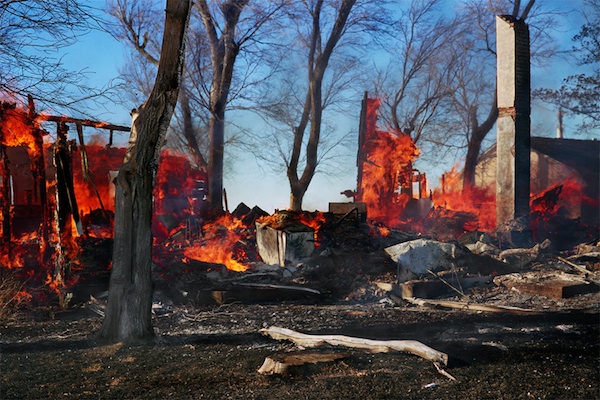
top-left (53, 0), bottom-right (593, 213)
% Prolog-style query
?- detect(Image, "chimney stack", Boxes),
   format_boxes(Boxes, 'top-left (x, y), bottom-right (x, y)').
top-left (495, 15), bottom-right (532, 246)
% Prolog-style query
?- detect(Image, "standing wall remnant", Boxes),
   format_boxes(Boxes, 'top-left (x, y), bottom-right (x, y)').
top-left (496, 15), bottom-right (532, 244)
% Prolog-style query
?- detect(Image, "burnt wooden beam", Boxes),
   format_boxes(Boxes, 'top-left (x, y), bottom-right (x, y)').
top-left (495, 273), bottom-right (600, 299)
top-left (37, 114), bottom-right (130, 132)
top-left (0, 140), bottom-right (11, 260)
top-left (27, 96), bottom-right (50, 251)
top-left (258, 349), bottom-right (349, 375)
top-left (356, 91), bottom-right (368, 202)
top-left (54, 122), bottom-right (82, 236)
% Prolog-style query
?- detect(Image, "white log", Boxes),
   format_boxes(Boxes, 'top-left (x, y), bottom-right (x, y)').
top-left (260, 326), bottom-right (448, 366)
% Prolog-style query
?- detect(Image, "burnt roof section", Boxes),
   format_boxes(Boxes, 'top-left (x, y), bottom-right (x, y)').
top-left (531, 137), bottom-right (598, 180)
top-left (478, 137), bottom-right (600, 187)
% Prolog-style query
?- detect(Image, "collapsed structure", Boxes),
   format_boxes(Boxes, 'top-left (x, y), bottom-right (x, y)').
top-left (0, 99), bottom-right (208, 284)
top-left (353, 93), bottom-right (428, 225)
top-left (0, 99), bottom-right (130, 272)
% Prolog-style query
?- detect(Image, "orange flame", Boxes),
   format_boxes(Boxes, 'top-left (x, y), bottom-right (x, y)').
top-left (358, 98), bottom-right (420, 226)
top-left (183, 215), bottom-right (249, 272)
top-left (296, 211), bottom-right (326, 244)
top-left (44, 271), bottom-right (63, 298)
top-left (13, 290), bottom-right (33, 304)
top-left (371, 225), bottom-right (390, 237)
top-left (431, 165), bottom-right (497, 231)
top-left (71, 143), bottom-right (126, 214)
top-left (531, 179), bottom-right (586, 217)
top-left (257, 211), bottom-right (326, 246)
top-left (1, 107), bottom-right (40, 156)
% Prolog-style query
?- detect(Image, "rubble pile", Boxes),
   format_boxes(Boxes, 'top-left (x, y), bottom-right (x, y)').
top-left (2, 201), bottom-right (598, 318)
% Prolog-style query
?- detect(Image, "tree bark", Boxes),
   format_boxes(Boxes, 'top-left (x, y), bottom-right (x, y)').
top-left (462, 91), bottom-right (498, 189)
top-left (180, 88), bottom-right (207, 169)
top-left (98, 0), bottom-right (191, 343)
top-left (287, 0), bottom-right (356, 211)
top-left (197, 0), bottom-right (247, 216)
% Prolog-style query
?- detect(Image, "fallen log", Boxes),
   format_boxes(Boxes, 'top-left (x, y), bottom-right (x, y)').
top-left (260, 326), bottom-right (449, 367)
top-left (257, 349), bottom-right (349, 375)
top-left (403, 296), bottom-right (537, 314)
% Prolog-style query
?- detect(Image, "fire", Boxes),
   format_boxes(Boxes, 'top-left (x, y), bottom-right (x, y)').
top-left (2, 103), bottom-right (219, 303)
top-left (13, 290), bottom-right (32, 304)
top-left (529, 178), bottom-right (597, 244)
top-left (257, 210), bottom-right (327, 246)
top-left (296, 211), bottom-right (326, 244)
top-left (153, 150), bottom-right (207, 243)
top-left (358, 98), bottom-right (420, 226)
top-left (183, 215), bottom-right (249, 272)
top-left (0, 248), bottom-right (24, 269)
top-left (1, 107), bottom-right (40, 156)
top-left (72, 143), bottom-right (126, 214)
top-left (371, 224), bottom-right (390, 237)
top-left (431, 166), bottom-right (497, 231)
top-left (44, 271), bottom-right (67, 305)
top-left (427, 169), bottom-right (596, 238)
top-left (531, 179), bottom-right (586, 218)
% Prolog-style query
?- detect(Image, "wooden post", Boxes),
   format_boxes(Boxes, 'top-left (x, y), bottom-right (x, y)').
top-left (356, 91), bottom-right (368, 202)
top-left (26, 96), bottom-right (51, 263)
top-left (0, 114), bottom-right (11, 260)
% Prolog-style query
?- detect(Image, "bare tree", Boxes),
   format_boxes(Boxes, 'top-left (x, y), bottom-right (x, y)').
top-left (451, 0), bottom-right (561, 188)
top-left (289, 0), bottom-right (359, 211)
top-left (256, 0), bottom-right (388, 211)
top-left (195, 0), bottom-right (249, 215)
top-left (196, 0), bottom-right (291, 214)
top-left (534, 0), bottom-right (600, 133)
top-left (109, 0), bottom-right (286, 215)
top-left (0, 0), bottom-right (115, 113)
top-left (98, 0), bottom-right (191, 343)
top-left (373, 0), bottom-right (461, 157)
top-left (108, 0), bottom-right (208, 169)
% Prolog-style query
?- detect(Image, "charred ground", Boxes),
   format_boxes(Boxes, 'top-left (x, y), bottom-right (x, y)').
top-left (1, 215), bottom-right (599, 400)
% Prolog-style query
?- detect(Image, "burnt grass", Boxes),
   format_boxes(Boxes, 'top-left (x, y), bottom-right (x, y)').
top-left (1, 302), bottom-right (598, 400)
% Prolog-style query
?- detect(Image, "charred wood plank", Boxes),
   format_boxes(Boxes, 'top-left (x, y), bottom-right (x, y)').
top-left (258, 349), bottom-right (349, 375)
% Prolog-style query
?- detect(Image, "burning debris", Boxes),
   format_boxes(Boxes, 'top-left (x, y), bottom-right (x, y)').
top-left (355, 95), bottom-right (423, 226)
top-left (1, 91), bottom-right (598, 320)
top-left (255, 210), bottom-right (326, 267)
top-left (0, 100), bottom-right (131, 306)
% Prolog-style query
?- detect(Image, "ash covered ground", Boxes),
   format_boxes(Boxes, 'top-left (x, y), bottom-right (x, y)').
top-left (1, 215), bottom-right (599, 399)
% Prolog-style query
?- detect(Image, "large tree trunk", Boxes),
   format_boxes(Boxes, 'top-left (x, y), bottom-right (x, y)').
top-left (289, 182), bottom-right (307, 212)
top-left (98, 0), bottom-right (191, 343)
top-left (180, 88), bottom-right (207, 169)
top-left (197, 0), bottom-right (247, 216)
top-left (286, 0), bottom-right (356, 211)
top-left (207, 111), bottom-right (225, 215)
top-left (462, 93), bottom-right (498, 189)
top-left (289, 77), bottom-right (323, 212)
top-left (462, 127), bottom-right (486, 188)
